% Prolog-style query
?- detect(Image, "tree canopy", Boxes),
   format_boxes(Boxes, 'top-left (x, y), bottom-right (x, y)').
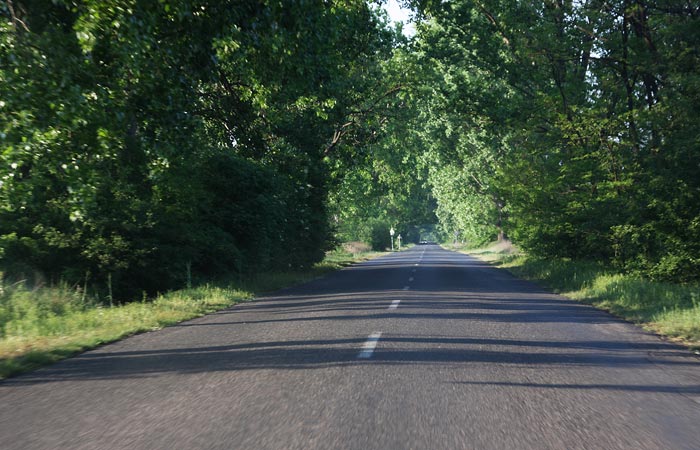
top-left (407, 0), bottom-right (700, 281)
top-left (1, 0), bottom-right (698, 300)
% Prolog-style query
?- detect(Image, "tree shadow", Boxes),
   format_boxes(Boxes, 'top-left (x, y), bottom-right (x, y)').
top-left (187, 301), bottom-right (618, 326)
top-left (5, 334), bottom-right (698, 386)
top-left (452, 380), bottom-right (700, 395)
top-left (4, 245), bottom-right (697, 396)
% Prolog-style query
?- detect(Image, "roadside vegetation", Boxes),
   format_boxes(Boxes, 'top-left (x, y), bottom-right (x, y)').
top-left (0, 247), bottom-right (381, 379)
top-left (460, 241), bottom-right (700, 350)
top-left (2, 2), bottom-right (698, 368)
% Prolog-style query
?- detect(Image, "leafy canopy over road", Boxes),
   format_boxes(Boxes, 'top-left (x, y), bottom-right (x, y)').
top-left (409, 0), bottom-right (700, 282)
top-left (1, 0), bottom-right (698, 300)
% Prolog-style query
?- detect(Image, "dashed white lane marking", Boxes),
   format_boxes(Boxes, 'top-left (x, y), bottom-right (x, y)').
top-left (388, 299), bottom-right (401, 310)
top-left (402, 286), bottom-right (410, 290)
top-left (409, 277), bottom-right (414, 282)
top-left (412, 268), bottom-right (417, 273)
top-left (357, 332), bottom-right (382, 359)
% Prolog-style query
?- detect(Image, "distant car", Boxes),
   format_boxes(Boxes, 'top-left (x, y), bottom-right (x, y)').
top-left (419, 240), bottom-right (427, 245)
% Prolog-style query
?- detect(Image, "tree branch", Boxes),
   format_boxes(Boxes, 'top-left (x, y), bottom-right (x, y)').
top-left (6, 0), bottom-right (30, 32)
top-left (324, 84), bottom-right (405, 154)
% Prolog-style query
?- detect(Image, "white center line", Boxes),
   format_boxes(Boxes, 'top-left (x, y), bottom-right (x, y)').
top-left (357, 332), bottom-right (382, 359)
top-left (388, 299), bottom-right (401, 310)
top-left (409, 277), bottom-right (414, 282)
top-left (402, 286), bottom-right (410, 290)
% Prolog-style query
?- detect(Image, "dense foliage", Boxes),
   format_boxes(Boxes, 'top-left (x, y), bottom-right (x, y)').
top-left (410, 0), bottom-right (700, 281)
top-left (327, 48), bottom-right (439, 249)
top-left (2, 0), bottom-right (698, 302)
top-left (0, 0), bottom-right (397, 298)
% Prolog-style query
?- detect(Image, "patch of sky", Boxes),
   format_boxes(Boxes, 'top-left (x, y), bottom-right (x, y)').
top-left (382, 0), bottom-right (416, 38)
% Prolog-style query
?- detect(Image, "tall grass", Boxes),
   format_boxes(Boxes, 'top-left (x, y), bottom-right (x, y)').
top-left (0, 282), bottom-right (251, 378)
top-left (0, 246), bottom-right (380, 379)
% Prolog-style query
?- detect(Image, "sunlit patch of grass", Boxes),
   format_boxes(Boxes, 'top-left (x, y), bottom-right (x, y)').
top-left (499, 256), bottom-right (607, 292)
top-left (450, 240), bottom-right (521, 263)
top-left (0, 284), bottom-right (248, 378)
top-left (577, 275), bottom-right (700, 345)
top-left (466, 249), bottom-right (700, 349)
top-left (0, 247), bottom-right (382, 379)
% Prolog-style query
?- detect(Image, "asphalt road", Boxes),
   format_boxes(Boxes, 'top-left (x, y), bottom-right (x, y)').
top-left (2, 245), bottom-right (700, 449)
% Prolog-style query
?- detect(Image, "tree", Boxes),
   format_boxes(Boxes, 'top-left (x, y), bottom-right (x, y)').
top-left (409, 0), bottom-right (700, 280)
top-left (0, 0), bottom-right (403, 297)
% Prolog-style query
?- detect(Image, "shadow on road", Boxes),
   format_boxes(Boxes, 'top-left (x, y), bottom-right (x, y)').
top-left (453, 380), bottom-right (700, 395)
top-left (6, 332), bottom-right (698, 387)
top-left (4, 245), bottom-right (698, 404)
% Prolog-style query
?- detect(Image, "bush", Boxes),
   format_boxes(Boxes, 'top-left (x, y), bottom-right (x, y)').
top-left (369, 219), bottom-right (392, 251)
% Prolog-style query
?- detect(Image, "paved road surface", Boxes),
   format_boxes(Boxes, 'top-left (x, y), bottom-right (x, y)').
top-left (1, 245), bottom-right (699, 449)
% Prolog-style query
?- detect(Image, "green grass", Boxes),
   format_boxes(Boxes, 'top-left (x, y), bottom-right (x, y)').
top-left (462, 242), bottom-right (700, 349)
top-left (0, 247), bottom-right (382, 379)
top-left (448, 239), bottom-right (520, 262)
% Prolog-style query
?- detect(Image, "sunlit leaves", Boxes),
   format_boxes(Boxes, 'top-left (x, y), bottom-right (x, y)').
top-left (0, 0), bottom-right (400, 297)
top-left (411, 0), bottom-right (700, 280)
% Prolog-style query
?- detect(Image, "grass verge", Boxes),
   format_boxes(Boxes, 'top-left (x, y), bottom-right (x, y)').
top-left (0, 247), bottom-right (382, 379)
top-left (460, 242), bottom-right (700, 350)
